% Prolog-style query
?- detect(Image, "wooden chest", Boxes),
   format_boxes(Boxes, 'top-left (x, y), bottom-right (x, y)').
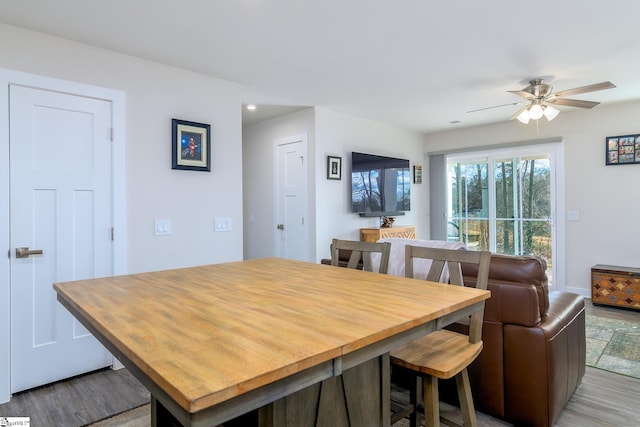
top-left (591, 264), bottom-right (640, 310)
top-left (360, 226), bottom-right (416, 243)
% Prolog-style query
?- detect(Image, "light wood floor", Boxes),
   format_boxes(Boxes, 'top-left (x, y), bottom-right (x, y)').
top-left (0, 300), bottom-right (637, 426)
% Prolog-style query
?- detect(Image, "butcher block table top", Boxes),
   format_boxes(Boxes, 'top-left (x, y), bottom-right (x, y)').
top-left (54, 257), bottom-right (489, 416)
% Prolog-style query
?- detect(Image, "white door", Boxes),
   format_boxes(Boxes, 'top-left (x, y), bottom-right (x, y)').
top-left (275, 136), bottom-right (308, 261)
top-left (9, 85), bottom-right (113, 393)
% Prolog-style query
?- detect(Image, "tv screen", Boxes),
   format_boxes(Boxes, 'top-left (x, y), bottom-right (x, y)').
top-left (351, 152), bottom-right (411, 214)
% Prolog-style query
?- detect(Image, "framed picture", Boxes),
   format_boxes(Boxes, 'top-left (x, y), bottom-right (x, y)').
top-left (172, 119), bottom-right (211, 171)
top-left (413, 165), bottom-right (423, 184)
top-left (606, 134), bottom-right (640, 165)
top-left (327, 156), bottom-right (342, 180)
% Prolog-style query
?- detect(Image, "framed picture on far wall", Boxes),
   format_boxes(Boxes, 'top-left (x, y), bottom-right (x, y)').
top-left (172, 118), bottom-right (211, 171)
top-left (413, 165), bottom-right (423, 184)
top-left (327, 155), bottom-right (342, 180)
top-left (606, 134), bottom-right (640, 165)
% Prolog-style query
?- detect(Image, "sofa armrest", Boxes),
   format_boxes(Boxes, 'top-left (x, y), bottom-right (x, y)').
top-left (320, 249), bottom-right (363, 269)
top-left (502, 291), bottom-right (585, 426)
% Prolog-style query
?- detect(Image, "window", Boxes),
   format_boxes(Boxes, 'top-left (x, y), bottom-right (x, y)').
top-left (444, 143), bottom-right (562, 286)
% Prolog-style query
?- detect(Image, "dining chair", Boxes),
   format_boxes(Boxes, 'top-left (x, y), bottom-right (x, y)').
top-left (390, 246), bottom-right (491, 427)
top-left (330, 238), bottom-right (391, 274)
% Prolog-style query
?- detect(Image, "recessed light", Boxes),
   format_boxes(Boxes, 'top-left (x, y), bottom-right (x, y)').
top-left (449, 120), bottom-right (462, 124)
top-left (246, 104), bottom-right (257, 111)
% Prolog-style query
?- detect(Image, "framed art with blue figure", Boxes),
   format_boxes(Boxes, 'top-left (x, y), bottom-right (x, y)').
top-left (172, 118), bottom-right (211, 171)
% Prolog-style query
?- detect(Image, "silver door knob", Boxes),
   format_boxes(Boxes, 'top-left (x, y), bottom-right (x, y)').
top-left (277, 224), bottom-right (284, 230)
top-left (16, 247), bottom-right (44, 258)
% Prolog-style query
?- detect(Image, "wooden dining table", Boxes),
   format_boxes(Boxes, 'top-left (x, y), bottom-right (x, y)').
top-left (54, 257), bottom-right (489, 427)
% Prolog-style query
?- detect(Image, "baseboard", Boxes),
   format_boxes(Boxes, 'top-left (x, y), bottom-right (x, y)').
top-left (564, 287), bottom-right (590, 298)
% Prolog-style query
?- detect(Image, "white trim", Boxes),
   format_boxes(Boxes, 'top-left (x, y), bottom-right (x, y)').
top-left (0, 67), bottom-right (127, 402)
top-left (428, 137), bottom-right (562, 157)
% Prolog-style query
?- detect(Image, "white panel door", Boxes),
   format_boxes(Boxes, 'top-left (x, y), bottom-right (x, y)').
top-left (275, 136), bottom-right (308, 261)
top-left (10, 85), bottom-right (113, 393)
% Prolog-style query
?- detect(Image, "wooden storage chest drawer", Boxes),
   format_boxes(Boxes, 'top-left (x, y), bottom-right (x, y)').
top-left (591, 264), bottom-right (640, 310)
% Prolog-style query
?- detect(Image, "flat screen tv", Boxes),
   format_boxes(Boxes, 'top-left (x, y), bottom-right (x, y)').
top-left (351, 151), bottom-right (410, 215)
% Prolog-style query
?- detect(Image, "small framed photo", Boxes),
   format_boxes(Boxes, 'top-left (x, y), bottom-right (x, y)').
top-left (413, 165), bottom-right (423, 184)
top-left (606, 134), bottom-right (640, 166)
top-left (327, 156), bottom-right (342, 180)
top-left (172, 118), bottom-right (211, 171)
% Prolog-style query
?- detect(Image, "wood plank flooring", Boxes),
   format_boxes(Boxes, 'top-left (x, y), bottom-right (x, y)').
top-left (0, 300), bottom-right (638, 426)
top-left (0, 368), bottom-right (149, 426)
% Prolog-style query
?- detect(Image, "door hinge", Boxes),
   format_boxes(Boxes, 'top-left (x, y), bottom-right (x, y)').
top-left (111, 227), bottom-right (115, 241)
top-left (110, 127), bottom-right (114, 142)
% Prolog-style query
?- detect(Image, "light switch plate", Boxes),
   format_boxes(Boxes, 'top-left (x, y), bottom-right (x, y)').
top-left (567, 210), bottom-right (580, 221)
top-left (155, 219), bottom-right (171, 235)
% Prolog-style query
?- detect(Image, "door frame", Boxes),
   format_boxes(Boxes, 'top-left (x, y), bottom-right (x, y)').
top-left (0, 68), bottom-right (127, 403)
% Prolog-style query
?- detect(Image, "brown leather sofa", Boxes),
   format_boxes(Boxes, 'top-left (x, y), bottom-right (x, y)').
top-left (445, 254), bottom-right (585, 427)
top-left (322, 250), bottom-right (586, 427)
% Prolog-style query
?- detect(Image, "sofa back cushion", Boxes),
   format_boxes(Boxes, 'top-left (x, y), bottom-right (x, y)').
top-left (462, 253), bottom-right (549, 323)
top-left (375, 238), bottom-right (467, 278)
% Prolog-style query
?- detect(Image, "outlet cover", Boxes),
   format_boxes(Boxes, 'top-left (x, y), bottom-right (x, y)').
top-left (215, 217), bottom-right (232, 232)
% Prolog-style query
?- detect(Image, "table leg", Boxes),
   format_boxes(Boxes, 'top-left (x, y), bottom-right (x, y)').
top-left (151, 395), bottom-right (183, 427)
top-left (260, 353), bottom-right (390, 426)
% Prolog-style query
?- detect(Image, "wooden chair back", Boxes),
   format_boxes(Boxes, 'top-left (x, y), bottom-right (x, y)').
top-left (330, 239), bottom-right (391, 274)
top-left (405, 246), bottom-right (491, 343)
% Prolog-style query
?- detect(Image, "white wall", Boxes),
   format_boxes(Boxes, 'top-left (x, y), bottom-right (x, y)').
top-left (242, 108), bottom-right (316, 260)
top-left (1, 24), bottom-right (244, 402)
top-left (314, 108), bottom-right (427, 261)
top-left (0, 24), bottom-right (244, 273)
top-left (243, 107), bottom-right (427, 263)
top-left (424, 100), bottom-right (640, 296)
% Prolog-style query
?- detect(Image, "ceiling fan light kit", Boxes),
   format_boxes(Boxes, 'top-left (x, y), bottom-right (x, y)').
top-left (543, 105), bottom-right (559, 121)
top-left (516, 108), bottom-right (531, 124)
top-left (516, 103), bottom-right (559, 124)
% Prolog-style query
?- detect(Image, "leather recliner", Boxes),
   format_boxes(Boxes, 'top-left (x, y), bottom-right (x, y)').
top-left (447, 254), bottom-right (586, 427)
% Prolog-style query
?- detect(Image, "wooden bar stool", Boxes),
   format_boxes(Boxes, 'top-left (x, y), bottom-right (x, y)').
top-left (390, 246), bottom-right (491, 427)
top-left (330, 238), bottom-right (391, 274)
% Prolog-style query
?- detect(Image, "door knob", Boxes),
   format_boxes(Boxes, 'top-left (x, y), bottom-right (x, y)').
top-left (277, 224), bottom-right (284, 230)
top-left (16, 247), bottom-right (44, 258)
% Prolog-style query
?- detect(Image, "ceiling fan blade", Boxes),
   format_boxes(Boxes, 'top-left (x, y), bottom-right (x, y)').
top-left (507, 90), bottom-right (536, 100)
top-left (552, 81), bottom-right (616, 98)
top-left (466, 101), bottom-right (523, 113)
top-left (547, 98), bottom-right (600, 109)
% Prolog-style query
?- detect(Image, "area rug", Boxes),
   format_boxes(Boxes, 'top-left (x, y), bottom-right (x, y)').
top-left (586, 314), bottom-right (640, 379)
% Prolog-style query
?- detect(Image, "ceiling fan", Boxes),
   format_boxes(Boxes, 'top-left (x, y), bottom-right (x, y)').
top-left (468, 79), bottom-right (616, 124)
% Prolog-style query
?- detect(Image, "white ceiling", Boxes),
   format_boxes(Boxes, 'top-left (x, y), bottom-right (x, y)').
top-left (2, 0), bottom-right (640, 133)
